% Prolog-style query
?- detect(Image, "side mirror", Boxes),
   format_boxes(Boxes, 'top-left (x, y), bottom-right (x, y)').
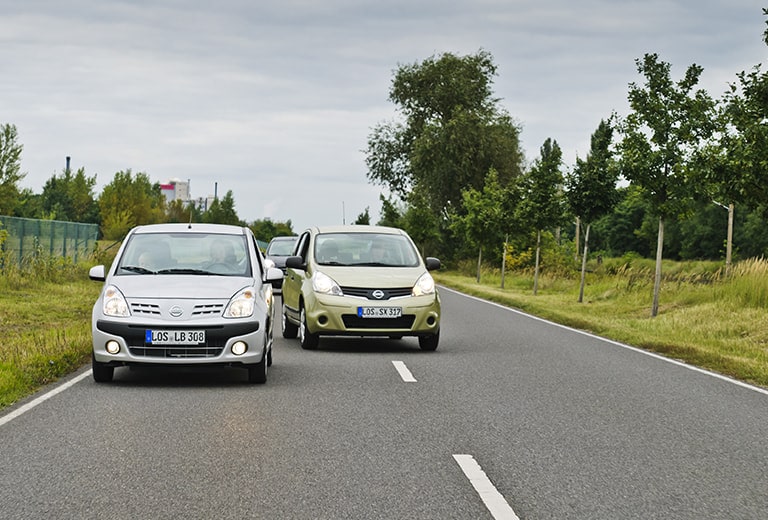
top-left (425, 257), bottom-right (441, 271)
top-left (265, 266), bottom-right (283, 283)
top-left (89, 265), bottom-right (106, 281)
top-left (285, 256), bottom-right (306, 270)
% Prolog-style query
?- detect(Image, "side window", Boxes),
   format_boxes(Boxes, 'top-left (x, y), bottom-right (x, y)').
top-left (250, 234), bottom-right (264, 275)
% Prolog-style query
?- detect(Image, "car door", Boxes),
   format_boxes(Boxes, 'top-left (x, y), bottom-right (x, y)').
top-left (282, 230), bottom-right (311, 317)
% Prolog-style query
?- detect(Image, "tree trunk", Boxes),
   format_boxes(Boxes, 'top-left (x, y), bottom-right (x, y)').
top-left (726, 203), bottom-right (734, 277)
top-left (578, 223), bottom-right (590, 303)
top-left (501, 235), bottom-right (508, 289)
top-left (533, 229), bottom-right (541, 295)
top-left (651, 216), bottom-right (664, 317)
top-left (476, 246), bottom-right (482, 283)
top-left (574, 217), bottom-right (580, 262)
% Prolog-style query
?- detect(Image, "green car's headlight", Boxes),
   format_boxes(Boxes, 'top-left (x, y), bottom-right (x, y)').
top-left (312, 271), bottom-right (343, 296)
top-left (412, 272), bottom-right (435, 296)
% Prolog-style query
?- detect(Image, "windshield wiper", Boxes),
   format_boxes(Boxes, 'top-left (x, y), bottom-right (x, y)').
top-left (120, 265), bottom-right (155, 274)
top-left (155, 268), bottom-right (213, 275)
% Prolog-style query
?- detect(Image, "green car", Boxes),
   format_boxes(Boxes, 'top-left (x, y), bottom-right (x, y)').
top-left (281, 225), bottom-right (441, 350)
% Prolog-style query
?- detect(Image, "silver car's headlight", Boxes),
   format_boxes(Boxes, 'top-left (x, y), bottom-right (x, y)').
top-left (102, 285), bottom-right (130, 317)
top-left (312, 271), bottom-right (342, 296)
top-left (224, 287), bottom-right (255, 318)
top-left (412, 272), bottom-right (436, 296)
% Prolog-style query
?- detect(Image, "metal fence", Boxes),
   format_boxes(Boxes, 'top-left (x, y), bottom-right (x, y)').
top-left (0, 215), bottom-right (99, 265)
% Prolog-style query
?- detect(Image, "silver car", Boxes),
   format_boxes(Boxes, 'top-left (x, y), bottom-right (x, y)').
top-left (89, 223), bottom-right (283, 383)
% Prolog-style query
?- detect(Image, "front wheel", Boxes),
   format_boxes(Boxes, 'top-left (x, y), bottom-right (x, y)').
top-left (299, 306), bottom-right (319, 350)
top-left (418, 331), bottom-right (440, 351)
top-left (282, 302), bottom-right (298, 339)
top-left (248, 343), bottom-right (268, 384)
top-left (92, 352), bottom-right (114, 382)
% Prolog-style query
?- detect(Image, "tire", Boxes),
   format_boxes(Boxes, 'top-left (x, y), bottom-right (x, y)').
top-left (281, 302), bottom-right (298, 339)
top-left (248, 343), bottom-right (268, 384)
top-left (92, 352), bottom-right (114, 383)
top-left (418, 331), bottom-right (439, 351)
top-left (299, 305), bottom-right (319, 350)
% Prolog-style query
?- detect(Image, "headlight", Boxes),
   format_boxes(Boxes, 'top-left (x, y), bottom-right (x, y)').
top-left (312, 271), bottom-right (343, 296)
top-left (224, 287), bottom-right (255, 318)
top-left (102, 285), bottom-right (130, 317)
top-left (412, 272), bottom-right (435, 296)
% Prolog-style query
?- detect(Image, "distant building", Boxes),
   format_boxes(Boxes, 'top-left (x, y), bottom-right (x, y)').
top-left (160, 178), bottom-right (191, 203)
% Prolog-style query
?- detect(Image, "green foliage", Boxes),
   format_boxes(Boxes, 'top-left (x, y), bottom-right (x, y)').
top-left (365, 50), bottom-right (524, 225)
top-left (98, 170), bottom-right (166, 239)
top-left (249, 218), bottom-right (295, 242)
top-left (0, 123), bottom-right (25, 216)
top-left (377, 194), bottom-right (404, 228)
top-left (516, 138), bottom-right (565, 231)
top-left (41, 166), bottom-right (99, 223)
top-left (354, 207), bottom-right (370, 225)
top-left (202, 190), bottom-right (242, 225)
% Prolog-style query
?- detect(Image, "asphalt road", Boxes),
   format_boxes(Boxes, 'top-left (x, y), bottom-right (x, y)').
top-left (1, 287), bottom-right (767, 519)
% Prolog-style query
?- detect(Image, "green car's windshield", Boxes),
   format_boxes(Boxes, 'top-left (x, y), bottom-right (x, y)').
top-left (314, 233), bottom-right (420, 267)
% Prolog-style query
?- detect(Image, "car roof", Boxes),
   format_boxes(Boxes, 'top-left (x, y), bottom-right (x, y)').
top-left (130, 223), bottom-right (248, 235)
top-left (269, 236), bottom-right (298, 242)
top-left (309, 225), bottom-right (407, 236)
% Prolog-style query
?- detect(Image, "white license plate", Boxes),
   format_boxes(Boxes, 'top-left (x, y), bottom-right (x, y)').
top-left (357, 306), bottom-right (402, 318)
top-left (145, 330), bottom-right (206, 345)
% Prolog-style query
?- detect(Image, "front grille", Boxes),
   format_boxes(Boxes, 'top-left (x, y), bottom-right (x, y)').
top-left (339, 287), bottom-right (412, 300)
top-left (192, 303), bottom-right (224, 316)
top-left (341, 315), bottom-right (415, 329)
top-left (131, 302), bottom-right (161, 315)
top-left (129, 346), bottom-right (224, 358)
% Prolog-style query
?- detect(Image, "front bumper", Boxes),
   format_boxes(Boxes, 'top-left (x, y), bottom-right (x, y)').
top-left (92, 318), bottom-right (267, 366)
top-left (303, 292), bottom-right (440, 336)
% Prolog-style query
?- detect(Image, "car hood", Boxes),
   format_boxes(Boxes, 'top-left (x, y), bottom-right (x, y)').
top-left (318, 266), bottom-right (427, 288)
top-left (110, 275), bottom-right (253, 299)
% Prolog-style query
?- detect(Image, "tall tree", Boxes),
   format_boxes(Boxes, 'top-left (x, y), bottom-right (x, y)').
top-left (453, 169), bottom-right (519, 282)
top-left (0, 123), bottom-right (25, 215)
top-left (516, 138), bottom-right (565, 295)
top-left (203, 190), bottom-right (242, 226)
top-left (41, 166), bottom-right (99, 223)
top-left (98, 170), bottom-right (166, 239)
top-left (566, 119), bottom-right (619, 302)
top-left (354, 207), bottom-right (371, 225)
top-left (617, 53), bottom-right (716, 316)
top-left (365, 50), bottom-right (524, 226)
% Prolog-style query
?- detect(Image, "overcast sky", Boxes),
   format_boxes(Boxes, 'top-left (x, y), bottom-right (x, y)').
top-left (1, 1), bottom-right (765, 231)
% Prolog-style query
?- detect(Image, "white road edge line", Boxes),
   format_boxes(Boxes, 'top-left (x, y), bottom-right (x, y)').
top-left (440, 286), bottom-right (768, 397)
top-left (0, 369), bottom-right (92, 427)
top-left (453, 454), bottom-right (520, 520)
top-left (392, 360), bottom-right (417, 382)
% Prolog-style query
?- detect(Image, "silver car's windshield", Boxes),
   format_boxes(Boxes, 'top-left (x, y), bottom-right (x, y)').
top-left (117, 232), bottom-right (252, 276)
top-left (314, 233), bottom-right (420, 267)
top-left (266, 238), bottom-right (297, 256)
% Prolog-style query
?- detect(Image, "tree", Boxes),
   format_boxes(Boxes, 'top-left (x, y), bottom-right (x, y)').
top-left (0, 123), bottom-right (25, 215)
top-left (354, 207), bottom-right (370, 225)
top-left (365, 50), bottom-right (524, 230)
top-left (617, 53), bottom-right (716, 316)
top-left (453, 169), bottom-right (518, 282)
top-left (203, 190), bottom-right (242, 226)
top-left (249, 218), bottom-right (295, 242)
top-left (516, 138), bottom-right (565, 295)
top-left (377, 194), bottom-right (404, 228)
top-left (41, 166), bottom-right (99, 223)
top-left (565, 119), bottom-right (620, 302)
top-left (99, 169), bottom-right (166, 239)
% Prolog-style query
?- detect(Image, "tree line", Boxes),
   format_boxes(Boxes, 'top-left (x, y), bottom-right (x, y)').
top-left (0, 130), bottom-right (294, 242)
top-left (363, 10), bottom-right (768, 315)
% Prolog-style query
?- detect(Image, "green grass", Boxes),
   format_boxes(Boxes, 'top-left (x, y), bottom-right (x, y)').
top-left (435, 258), bottom-right (768, 389)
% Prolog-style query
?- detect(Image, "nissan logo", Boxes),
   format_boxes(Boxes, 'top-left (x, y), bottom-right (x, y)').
top-left (169, 306), bottom-right (184, 317)
top-left (371, 290), bottom-right (385, 300)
